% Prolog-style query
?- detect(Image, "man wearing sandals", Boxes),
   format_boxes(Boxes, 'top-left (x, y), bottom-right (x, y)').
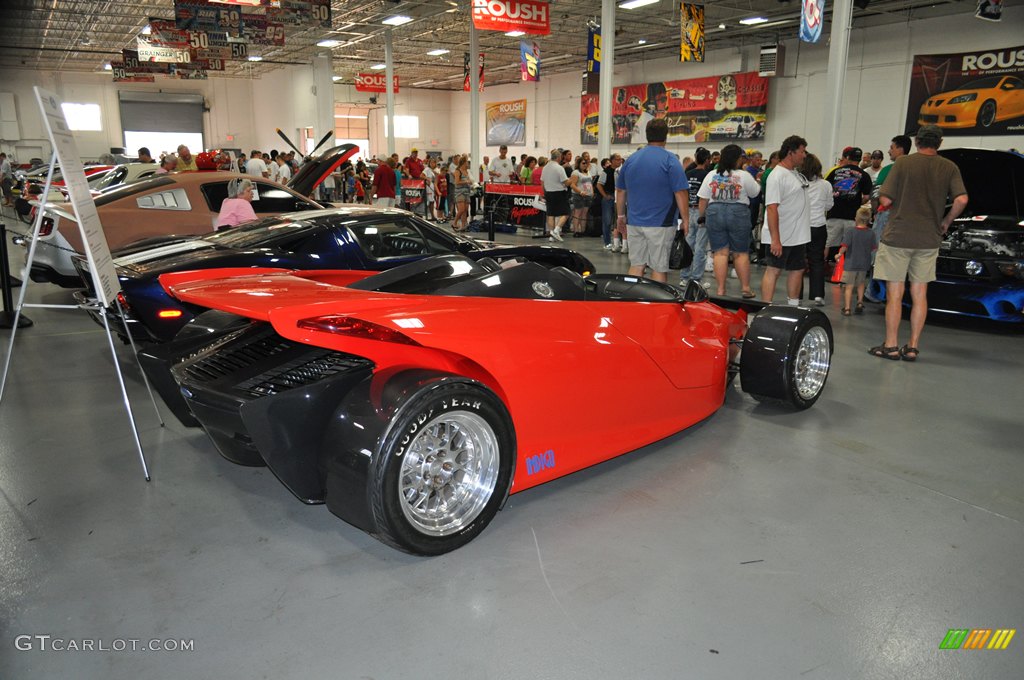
top-left (870, 125), bottom-right (967, 362)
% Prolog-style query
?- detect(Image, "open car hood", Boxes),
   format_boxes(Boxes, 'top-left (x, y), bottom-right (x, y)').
top-left (940, 148), bottom-right (1024, 222)
top-left (289, 143), bottom-right (359, 197)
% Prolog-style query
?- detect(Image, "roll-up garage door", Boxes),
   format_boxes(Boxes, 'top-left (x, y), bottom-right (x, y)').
top-left (118, 91), bottom-right (204, 135)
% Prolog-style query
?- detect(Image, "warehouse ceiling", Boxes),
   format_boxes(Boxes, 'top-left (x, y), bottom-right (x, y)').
top-left (0, 0), bottom-right (976, 90)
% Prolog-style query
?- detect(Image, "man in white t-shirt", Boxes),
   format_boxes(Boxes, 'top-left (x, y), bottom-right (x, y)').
top-left (760, 135), bottom-right (811, 304)
top-left (245, 150), bottom-right (269, 178)
top-left (275, 155), bottom-right (291, 184)
top-left (488, 146), bottom-right (515, 183)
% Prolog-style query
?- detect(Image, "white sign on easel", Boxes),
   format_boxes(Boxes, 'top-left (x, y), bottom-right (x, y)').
top-left (35, 89), bottom-right (119, 304)
top-left (0, 86), bottom-right (161, 480)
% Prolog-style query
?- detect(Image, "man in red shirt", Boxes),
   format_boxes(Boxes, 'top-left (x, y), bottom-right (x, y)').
top-left (403, 148), bottom-right (424, 179)
top-left (372, 157), bottom-right (397, 207)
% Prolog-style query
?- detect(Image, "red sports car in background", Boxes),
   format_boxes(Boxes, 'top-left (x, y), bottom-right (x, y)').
top-left (140, 256), bottom-right (834, 554)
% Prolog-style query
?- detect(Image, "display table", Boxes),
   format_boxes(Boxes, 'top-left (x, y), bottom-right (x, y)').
top-left (483, 183), bottom-right (545, 234)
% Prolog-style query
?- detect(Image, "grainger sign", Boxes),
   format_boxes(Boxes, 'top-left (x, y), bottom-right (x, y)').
top-left (472, 0), bottom-right (550, 36)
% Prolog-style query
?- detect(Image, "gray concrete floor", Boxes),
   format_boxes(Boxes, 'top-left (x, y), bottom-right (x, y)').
top-left (1, 211), bottom-right (1022, 679)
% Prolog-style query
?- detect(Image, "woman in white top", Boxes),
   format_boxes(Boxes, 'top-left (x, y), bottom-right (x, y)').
top-left (568, 157), bottom-right (595, 237)
top-left (801, 153), bottom-right (834, 305)
top-left (696, 144), bottom-right (761, 297)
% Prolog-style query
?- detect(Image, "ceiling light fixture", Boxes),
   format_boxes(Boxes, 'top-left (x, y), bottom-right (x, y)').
top-left (382, 15), bottom-right (413, 26)
top-left (247, 55), bottom-right (263, 62)
top-left (638, 39), bottom-right (647, 45)
top-left (719, 23), bottom-right (726, 29)
top-left (370, 63), bottom-right (387, 70)
top-left (412, 79), bottom-right (433, 86)
top-left (317, 39), bottom-right (341, 48)
top-left (141, 24), bottom-right (151, 35)
top-left (504, 30), bottom-right (526, 37)
top-left (103, 62), bottom-right (112, 71)
top-left (332, 75), bottom-right (342, 81)
top-left (739, 16), bottom-right (769, 25)
top-left (619, 0), bottom-right (659, 9)
top-left (427, 49), bottom-right (450, 56)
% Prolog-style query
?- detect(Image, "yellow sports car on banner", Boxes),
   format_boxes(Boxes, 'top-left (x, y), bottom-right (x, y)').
top-left (918, 75), bottom-right (1024, 129)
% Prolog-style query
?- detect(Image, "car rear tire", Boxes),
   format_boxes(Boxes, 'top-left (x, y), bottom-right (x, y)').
top-left (740, 306), bottom-right (832, 409)
top-left (369, 380), bottom-right (514, 555)
top-left (977, 100), bottom-right (997, 128)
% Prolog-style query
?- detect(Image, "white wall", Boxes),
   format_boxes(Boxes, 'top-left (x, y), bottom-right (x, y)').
top-left (362, 87), bottom-right (453, 160)
top-left (0, 69), bottom-right (262, 162)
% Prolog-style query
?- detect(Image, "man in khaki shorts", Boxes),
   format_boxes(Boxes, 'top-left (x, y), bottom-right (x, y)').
top-left (870, 125), bottom-right (967, 361)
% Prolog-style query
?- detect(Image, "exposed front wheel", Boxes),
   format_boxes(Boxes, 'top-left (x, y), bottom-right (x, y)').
top-left (740, 306), bottom-right (833, 409)
top-left (977, 100), bottom-right (997, 128)
top-left (370, 380), bottom-right (514, 555)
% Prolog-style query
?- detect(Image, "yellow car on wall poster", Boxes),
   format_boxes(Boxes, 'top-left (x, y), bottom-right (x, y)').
top-left (918, 75), bottom-right (1024, 129)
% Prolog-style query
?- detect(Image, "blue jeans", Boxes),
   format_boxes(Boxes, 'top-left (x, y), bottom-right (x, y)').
top-left (679, 207), bottom-right (709, 280)
top-left (601, 197), bottom-right (615, 246)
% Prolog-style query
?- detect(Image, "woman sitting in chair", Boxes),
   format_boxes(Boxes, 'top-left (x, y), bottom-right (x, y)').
top-left (216, 178), bottom-right (257, 230)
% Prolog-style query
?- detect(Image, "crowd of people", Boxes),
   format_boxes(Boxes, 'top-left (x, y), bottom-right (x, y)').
top-left (130, 128), bottom-right (971, 360)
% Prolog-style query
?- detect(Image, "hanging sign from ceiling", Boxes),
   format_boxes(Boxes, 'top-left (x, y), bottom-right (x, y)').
top-left (471, 0), bottom-right (550, 36)
top-left (175, 0), bottom-right (244, 34)
top-left (354, 73), bottom-right (400, 93)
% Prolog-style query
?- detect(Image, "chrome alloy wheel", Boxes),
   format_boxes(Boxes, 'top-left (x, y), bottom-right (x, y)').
top-left (398, 412), bottom-right (500, 536)
top-left (793, 327), bottom-right (831, 401)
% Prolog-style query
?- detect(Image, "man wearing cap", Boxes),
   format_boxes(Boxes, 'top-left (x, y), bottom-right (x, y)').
top-left (869, 125), bottom-right (967, 362)
top-left (404, 148), bottom-right (424, 179)
top-left (824, 146), bottom-right (873, 259)
top-left (864, 150), bottom-right (884, 183)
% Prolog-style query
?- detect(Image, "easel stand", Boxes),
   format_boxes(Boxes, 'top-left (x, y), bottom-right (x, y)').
top-left (0, 91), bottom-right (165, 481)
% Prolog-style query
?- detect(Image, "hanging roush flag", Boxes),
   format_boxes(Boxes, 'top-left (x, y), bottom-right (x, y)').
top-left (587, 27), bottom-right (601, 73)
top-left (800, 0), bottom-right (826, 43)
top-left (975, 0), bottom-right (1003, 21)
top-left (679, 3), bottom-right (704, 62)
top-left (464, 52), bottom-right (485, 92)
top-left (520, 41), bottom-right (540, 81)
top-left (471, 0), bottom-right (550, 36)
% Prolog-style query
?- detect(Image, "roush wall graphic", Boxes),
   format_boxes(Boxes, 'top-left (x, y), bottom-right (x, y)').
top-left (906, 45), bottom-right (1024, 136)
top-left (486, 99), bottom-right (527, 146)
top-left (580, 72), bottom-right (768, 145)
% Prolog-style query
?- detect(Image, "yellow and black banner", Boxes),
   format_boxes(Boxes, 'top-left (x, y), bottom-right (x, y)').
top-left (680, 3), bottom-right (705, 63)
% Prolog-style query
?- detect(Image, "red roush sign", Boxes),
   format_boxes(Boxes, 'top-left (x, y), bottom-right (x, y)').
top-left (472, 0), bottom-right (550, 36)
top-left (354, 73), bottom-right (400, 93)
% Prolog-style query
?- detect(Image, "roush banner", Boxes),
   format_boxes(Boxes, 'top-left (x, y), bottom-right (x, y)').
top-left (679, 3), bottom-right (704, 63)
top-left (354, 73), bottom-right (399, 93)
top-left (587, 27), bottom-right (601, 73)
top-left (905, 45), bottom-right (1024, 136)
top-left (464, 53), bottom-right (485, 92)
top-left (486, 99), bottom-right (527, 146)
top-left (520, 40), bottom-right (540, 81)
top-left (580, 71), bottom-right (769, 145)
top-left (472, 0), bottom-right (550, 36)
top-left (800, 0), bottom-right (825, 43)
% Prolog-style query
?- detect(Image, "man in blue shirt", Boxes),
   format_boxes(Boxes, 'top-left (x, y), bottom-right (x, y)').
top-left (615, 118), bottom-right (690, 283)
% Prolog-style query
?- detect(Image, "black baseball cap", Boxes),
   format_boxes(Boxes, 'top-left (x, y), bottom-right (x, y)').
top-left (843, 146), bottom-right (863, 161)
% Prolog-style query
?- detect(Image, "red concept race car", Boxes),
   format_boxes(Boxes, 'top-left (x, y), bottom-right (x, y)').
top-left (140, 255), bottom-right (833, 555)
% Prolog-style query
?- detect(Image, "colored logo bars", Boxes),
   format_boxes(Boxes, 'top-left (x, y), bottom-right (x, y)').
top-left (940, 628), bottom-right (1015, 650)
top-left (800, 0), bottom-right (826, 44)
